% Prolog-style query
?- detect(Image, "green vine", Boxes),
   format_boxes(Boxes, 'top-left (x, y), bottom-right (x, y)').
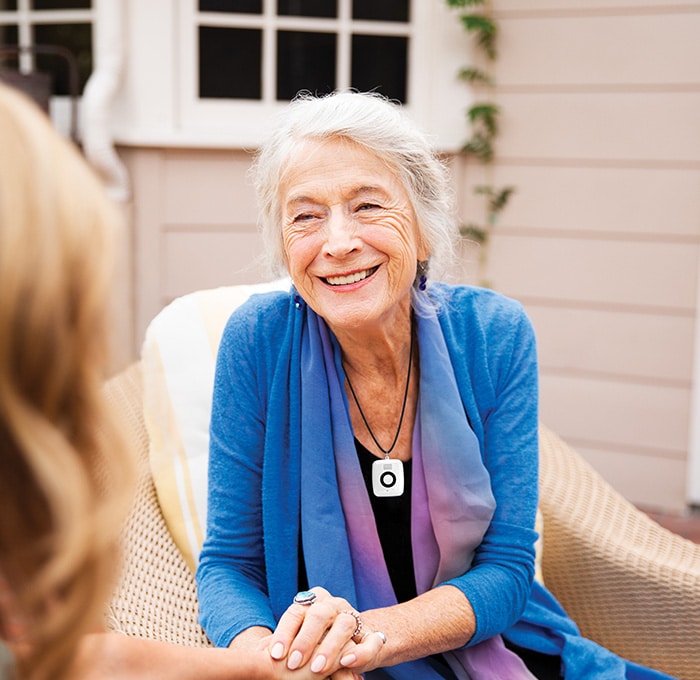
top-left (446, 0), bottom-right (515, 283)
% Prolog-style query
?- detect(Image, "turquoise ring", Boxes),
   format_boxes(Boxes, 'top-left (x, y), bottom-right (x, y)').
top-left (293, 590), bottom-right (317, 606)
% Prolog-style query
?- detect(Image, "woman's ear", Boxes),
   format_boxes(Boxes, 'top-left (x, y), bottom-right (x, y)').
top-left (417, 239), bottom-right (430, 263)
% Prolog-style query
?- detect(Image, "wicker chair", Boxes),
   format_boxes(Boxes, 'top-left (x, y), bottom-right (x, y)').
top-left (104, 362), bottom-right (700, 680)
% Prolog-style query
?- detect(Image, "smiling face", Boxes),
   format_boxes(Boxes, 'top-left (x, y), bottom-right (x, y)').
top-left (281, 137), bottom-right (428, 335)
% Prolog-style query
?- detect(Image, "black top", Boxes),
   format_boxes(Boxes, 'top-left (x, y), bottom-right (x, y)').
top-left (356, 439), bottom-right (457, 679)
top-left (355, 439), bottom-right (417, 603)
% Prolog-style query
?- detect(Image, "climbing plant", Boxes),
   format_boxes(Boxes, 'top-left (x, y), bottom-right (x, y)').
top-left (446, 0), bottom-right (514, 282)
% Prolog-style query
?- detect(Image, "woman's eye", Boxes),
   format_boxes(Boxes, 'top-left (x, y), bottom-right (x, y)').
top-left (357, 202), bottom-right (380, 212)
top-left (293, 212), bottom-right (316, 223)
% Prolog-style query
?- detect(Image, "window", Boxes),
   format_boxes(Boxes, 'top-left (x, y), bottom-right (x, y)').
top-left (0, 0), bottom-right (93, 136)
top-left (194, 0), bottom-right (410, 104)
top-left (117, 0), bottom-right (472, 150)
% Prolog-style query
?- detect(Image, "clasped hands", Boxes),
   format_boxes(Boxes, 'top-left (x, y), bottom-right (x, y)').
top-left (268, 587), bottom-right (387, 679)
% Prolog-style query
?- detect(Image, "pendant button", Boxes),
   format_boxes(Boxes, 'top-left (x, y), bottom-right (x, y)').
top-left (372, 458), bottom-right (404, 497)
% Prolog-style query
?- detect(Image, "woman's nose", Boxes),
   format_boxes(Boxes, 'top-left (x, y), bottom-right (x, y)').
top-left (322, 210), bottom-right (359, 258)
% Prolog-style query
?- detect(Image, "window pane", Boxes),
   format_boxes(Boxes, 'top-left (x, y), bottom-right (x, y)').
top-left (199, 26), bottom-right (261, 99)
top-left (32, 0), bottom-right (91, 8)
top-left (351, 34), bottom-right (407, 103)
top-left (33, 23), bottom-right (92, 95)
top-left (0, 24), bottom-right (19, 60)
top-left (0, 1), bottom-right (18, 10)
top-left (277, 30), bottom-right (335, 101)
top-left (199, 0), bottom-right (261, 13)
top-left (0, 24), bottom-right (19, 69)
top-left (277, 0), bottom-right (337, 18)
top-left (352, 0), bottom-right (409, 22)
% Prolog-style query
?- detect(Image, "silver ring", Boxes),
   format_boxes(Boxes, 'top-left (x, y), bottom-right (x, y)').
top-left (293, 590), bottom-right (317, 606)
top-left (342, 609), bottom-right (364, 640)
top-left (361, 630), bottom-right (388, 645)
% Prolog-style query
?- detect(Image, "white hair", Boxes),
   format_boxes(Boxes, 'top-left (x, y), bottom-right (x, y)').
top-left (251, 91), bottom-right (458, 280)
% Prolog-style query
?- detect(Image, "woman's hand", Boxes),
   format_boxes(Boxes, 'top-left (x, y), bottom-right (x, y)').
top-left (269, 587), bottom-right (385, 677)
top-left (71, 631), bottom-right (329, 680)
top-left (334, 630), bottom-right (389, 677)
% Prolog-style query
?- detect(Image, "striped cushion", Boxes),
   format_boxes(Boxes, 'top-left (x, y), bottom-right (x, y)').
top-left (141, 280), bottom-right (289, 571)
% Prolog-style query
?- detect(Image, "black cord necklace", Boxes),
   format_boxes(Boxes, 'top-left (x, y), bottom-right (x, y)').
top-left (344, 315), bottom-right (414, 458)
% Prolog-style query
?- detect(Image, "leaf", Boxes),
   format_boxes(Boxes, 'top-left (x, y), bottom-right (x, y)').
top-left (459, 223), bottom-right (488, 244)
top-left (462, 134), bottom-right (494, 162)
top-left (458, 67), bottom-right (493, 86)
top-left (468, 103), bottom-right (499, 120)
top-left (489, 186), bottom-right (516, 213)
top-left (446, 0), bottom-right (486, 7)
top-left (467, 103), bottom-right (499, 136)
top-left (460, 14), bottom-right (496, 36)
top-left (477, 30), bottom-right (498, 60)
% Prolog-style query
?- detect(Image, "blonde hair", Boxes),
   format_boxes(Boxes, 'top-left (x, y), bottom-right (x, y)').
top-left (0, 84), bottom-right (135, 679)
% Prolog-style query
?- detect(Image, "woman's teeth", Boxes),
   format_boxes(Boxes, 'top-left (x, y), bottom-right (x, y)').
top-left (325, 267), bottom-right (377, 286)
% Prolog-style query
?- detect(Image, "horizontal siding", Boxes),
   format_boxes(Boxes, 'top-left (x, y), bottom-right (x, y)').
top-left (527, 305), bottom-right (695, 384)
top-left (460, 165), bottom-right (700, 238)
top-left (494, 1), bottom-right (700, 13)
top-left (460, 0), bottom-right (700, 510)
top-left (540, 373), bottom-right (689, 453)
top-left (497, 91), bottom-right (700, 163)
top-left (488, 233), bottom-right (698, 312)
top-left (497, 12), bottom-right (700, 86)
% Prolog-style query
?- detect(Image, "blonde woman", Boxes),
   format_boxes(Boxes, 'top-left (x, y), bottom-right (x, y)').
top-left (0, 75), bottom-right (138, 680)
top-left (0, 83), bottom-right (322, 680)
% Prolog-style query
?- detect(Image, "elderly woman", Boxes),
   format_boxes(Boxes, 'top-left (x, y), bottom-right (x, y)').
top-left (196, 92), bottom-right (673, 680)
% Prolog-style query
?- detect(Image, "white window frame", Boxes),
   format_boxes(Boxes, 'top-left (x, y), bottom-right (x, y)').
top-left (114, 0), bottom-right (473, 152)
top-left (0, 0), bottom-right (94, 138)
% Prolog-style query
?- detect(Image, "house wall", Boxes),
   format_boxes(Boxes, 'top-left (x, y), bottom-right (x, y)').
top-left (119, 147), bottom-right (263, 352)
top-left (116, 0), bottom-right (700, 512)
top-left (450, 0), bottom-right (700, 511)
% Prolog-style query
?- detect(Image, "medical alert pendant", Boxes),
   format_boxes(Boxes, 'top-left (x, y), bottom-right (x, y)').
top-left (372, 458), bottom-right (404, 497)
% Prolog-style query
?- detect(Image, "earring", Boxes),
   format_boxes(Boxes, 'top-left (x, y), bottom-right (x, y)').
top-left (293, 291), bottom-right (303, 309)
top-left (416, 260), bottom-right (429, 291)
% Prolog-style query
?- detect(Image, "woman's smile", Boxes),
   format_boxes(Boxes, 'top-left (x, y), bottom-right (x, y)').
top-left (322, 265), bottom-right (379, 287)
top-left (281, 137), bottom-right (427, 333)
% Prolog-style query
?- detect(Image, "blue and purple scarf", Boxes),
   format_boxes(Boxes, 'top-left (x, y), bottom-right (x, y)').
top-left (296, 299), bottom-right (535, 680)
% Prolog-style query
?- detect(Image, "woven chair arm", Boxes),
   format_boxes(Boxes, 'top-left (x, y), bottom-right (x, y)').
top-left (103, 363), bottom-right (211, 647)
top-left (538, 424), bottom-right (700, 680)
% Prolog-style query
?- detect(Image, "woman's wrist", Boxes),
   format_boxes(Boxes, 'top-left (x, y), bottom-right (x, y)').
top-left (358, 586), bottom-right (476, 668)
top-left (228, 625), bottom-right (272, 649)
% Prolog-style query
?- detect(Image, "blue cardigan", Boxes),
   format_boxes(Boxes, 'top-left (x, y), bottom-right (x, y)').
top-left (196, 283), bottom-right (674, 680)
